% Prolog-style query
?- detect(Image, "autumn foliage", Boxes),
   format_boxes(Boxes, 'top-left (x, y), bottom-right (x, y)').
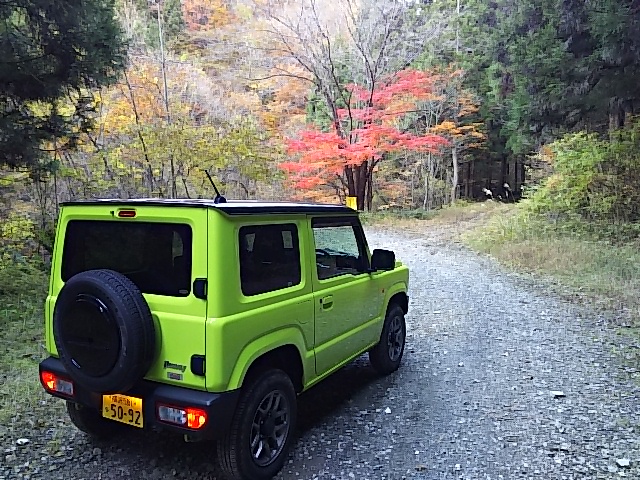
top-left (182, 0), bottom-right (233, 30)
top-left (281, 69), bottom-right (449, 197)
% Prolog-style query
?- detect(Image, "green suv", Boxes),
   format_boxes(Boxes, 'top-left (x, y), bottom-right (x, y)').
top-left (39, 199), bottom-right (409, 479)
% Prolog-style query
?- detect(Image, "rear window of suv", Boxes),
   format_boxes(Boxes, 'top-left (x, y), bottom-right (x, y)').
top-left (61, 220), bottom-right (192, 297)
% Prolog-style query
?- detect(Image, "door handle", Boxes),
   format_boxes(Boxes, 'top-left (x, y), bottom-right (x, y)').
top-left (320, 295), bottom-right (333, 309)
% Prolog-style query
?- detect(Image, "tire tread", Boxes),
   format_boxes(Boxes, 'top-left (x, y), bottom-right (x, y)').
top-left (53, 269), bottom-right (155, 393)
top-left (217, 369), bottom-right (297, 480)
top-left (369, 303), bottom-right (406, 375)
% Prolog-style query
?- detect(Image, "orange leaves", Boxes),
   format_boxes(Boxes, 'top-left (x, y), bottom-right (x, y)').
top-left (253, 64), bottom-right (311, 138)
top-left (182, 0), bottom-right (234, 31)
top-left (419, 67), bottom-right (486, 154)
top-left (102, 63), bottom-right (169, 135)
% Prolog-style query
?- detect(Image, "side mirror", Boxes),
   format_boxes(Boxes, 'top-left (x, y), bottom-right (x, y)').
top-left (371, 249), bottom-right (395, 271)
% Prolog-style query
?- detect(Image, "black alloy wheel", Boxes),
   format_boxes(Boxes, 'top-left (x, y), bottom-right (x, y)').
top-left (218, 369), bottom-right (297, 480)
top-left (369, 303), bottom-right (406, 375)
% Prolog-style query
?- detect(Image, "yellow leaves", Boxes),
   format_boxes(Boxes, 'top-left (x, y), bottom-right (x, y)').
top-left (0, 171), bottom-right (28, 187)
top-left (236, 3), bottom-right (253, 20)
top-left (114, 160), bottom-right (128, 171)
top-left (545, 173), bottom-right (563, 191)
top-left (27, 99), bottom-right (75, 120)
top-left (26, 101), bottom-right (52, 119)
top-left (433, 120), bottom-right (457, 133)
top-left (262, 112), bottom-right (279, 130)
top-left (98, 58), bottom-right (206, 136)
top-left (1, 212), bottom-right (35, 247)
top-left (182, 0), bottom-right (234, 31)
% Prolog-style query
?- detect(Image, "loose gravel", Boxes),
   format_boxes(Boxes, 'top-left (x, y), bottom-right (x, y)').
top-left (2, 226), bottom-right (639, 479)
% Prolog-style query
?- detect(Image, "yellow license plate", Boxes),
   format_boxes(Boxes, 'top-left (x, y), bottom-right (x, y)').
top-left (102, 394), bottom-right (143, 428)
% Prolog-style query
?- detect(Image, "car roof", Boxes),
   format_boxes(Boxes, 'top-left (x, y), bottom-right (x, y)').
top-left (60, 199), bottom-right (357, 216)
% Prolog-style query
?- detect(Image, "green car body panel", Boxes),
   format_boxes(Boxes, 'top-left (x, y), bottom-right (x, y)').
top-left (43, 199), bottom-right (409, 404)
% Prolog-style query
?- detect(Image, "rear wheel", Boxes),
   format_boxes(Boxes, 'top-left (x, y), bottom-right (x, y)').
top-left (369, 304), bottom-right (406, 374)
top-left (66, 401), bottom-right (125, 439)
top-left (217, 369), bottom-right (297, 480)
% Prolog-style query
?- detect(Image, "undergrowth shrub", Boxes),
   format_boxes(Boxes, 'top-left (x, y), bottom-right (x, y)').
top-left (527, 120), bottom-right (640, 230)
top-left (0, 258), bottom-right (47, 297)
top-left (0, 209), bottom-right (48, 297)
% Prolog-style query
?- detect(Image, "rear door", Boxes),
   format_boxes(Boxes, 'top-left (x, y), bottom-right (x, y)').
top-left (311, 216), bottom-right (382, 376)
top-left (53, 204), bottom-right (209, 389)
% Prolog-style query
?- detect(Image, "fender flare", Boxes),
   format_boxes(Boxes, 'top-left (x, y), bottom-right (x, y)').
top-left (226, 327), bottom-right (309, 390)
top-left (384, 281), bottom-right (409, 312)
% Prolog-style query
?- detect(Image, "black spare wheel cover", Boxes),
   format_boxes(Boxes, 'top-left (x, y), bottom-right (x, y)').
top-left (53, 269), bottom-right (156, 393)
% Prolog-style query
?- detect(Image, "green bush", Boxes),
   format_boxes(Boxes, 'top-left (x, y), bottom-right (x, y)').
top-left (528, 121), bottom-right (640, 225)
top-left (0, 206), bottom-right (50, 297)
top-left (0, 258), bottom-right (47, 297)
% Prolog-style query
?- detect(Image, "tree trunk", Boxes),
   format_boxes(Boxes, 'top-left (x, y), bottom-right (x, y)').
top-left (366, 166), bottom-right (373, 211)
top-left (345, 162), bottom-right (372, 211)
top-left (356, 162), bottom-right (368, 210)
top-left (422, 153), bottom-right (430, 210)
top-left (609, 97), bottom-right (623, 132)
top-left (345, 165), bottom-right (356, 197)
top-left (156, 2), bottom-right (176, 198)
top-left (450, 145), bottom-right (459, 204)
top-left (123, 70), bottom-right (153, 195)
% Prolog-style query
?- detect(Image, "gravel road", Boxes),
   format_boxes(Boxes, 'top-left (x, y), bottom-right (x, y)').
top-left (3, 226), bottom-right (640, 479)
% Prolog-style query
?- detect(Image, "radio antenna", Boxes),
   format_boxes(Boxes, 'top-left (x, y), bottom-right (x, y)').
top-left (204, 169), bottom-right (227, 204)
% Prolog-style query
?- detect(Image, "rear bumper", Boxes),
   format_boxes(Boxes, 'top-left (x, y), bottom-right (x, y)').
top-left (39, 357), bottom-right (240, 440)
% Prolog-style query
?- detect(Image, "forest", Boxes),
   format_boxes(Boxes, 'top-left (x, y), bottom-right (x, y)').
top-left (0, 0), bottom-right (639, 260)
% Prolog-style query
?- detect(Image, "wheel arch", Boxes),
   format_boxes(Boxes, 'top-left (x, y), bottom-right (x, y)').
top-left (227, 329), bottom-right (308, 392)
top-left (388, 289), bottom-right (409, 314)
top-left (244, 345), bottom-right (304, 393)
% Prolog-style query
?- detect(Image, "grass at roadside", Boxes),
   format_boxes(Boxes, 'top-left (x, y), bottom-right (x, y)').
top-left (461, 204), bottom-right (640, 317)
top-left (0, 266), bottom-right (52, 428)
top-left (360, 200), bottom-right (510, 229)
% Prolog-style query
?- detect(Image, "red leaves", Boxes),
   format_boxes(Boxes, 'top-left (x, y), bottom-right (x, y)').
top-left (346, 70), bottom-right (435, 105)
top-left (282, 69), bottom-right (449, 189)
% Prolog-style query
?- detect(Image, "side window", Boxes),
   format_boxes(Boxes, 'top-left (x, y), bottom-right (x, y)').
top-left (312, 218), bottom-right (367, 280)
top-left (239, 224), bottom-right (301, 296)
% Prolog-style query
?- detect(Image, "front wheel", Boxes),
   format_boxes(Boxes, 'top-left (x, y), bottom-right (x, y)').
top-left (369, 304), bottom-right (406, 375)
top-left (217, 369), bottom-right (297, 480)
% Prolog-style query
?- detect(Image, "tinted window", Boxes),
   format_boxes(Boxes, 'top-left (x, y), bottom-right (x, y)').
top-left (239, 224), bottom-right (301, 296)
top-left (312, 218), bottom-right (367, 279)
top-left (62, 221), bottom-right (192, 297)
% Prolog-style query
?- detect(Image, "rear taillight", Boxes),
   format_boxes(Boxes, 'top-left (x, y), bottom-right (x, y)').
top-left (40, 371), bottom-right (74, 397)
top-left (157, 404), bottom-right (207, 429)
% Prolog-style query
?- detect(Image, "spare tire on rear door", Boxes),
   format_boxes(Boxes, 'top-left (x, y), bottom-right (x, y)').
top-left (53, 269), bottom-right (156, 393)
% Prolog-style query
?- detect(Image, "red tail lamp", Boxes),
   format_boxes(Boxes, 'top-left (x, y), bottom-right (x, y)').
top-left (40, 371), bottom-right (74, 397)
top-left (157, 404), bottom-right (207, 429)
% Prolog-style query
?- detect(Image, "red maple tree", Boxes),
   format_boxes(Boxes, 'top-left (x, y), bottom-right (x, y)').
top-left (281, 69), bottom-right (448, 209)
